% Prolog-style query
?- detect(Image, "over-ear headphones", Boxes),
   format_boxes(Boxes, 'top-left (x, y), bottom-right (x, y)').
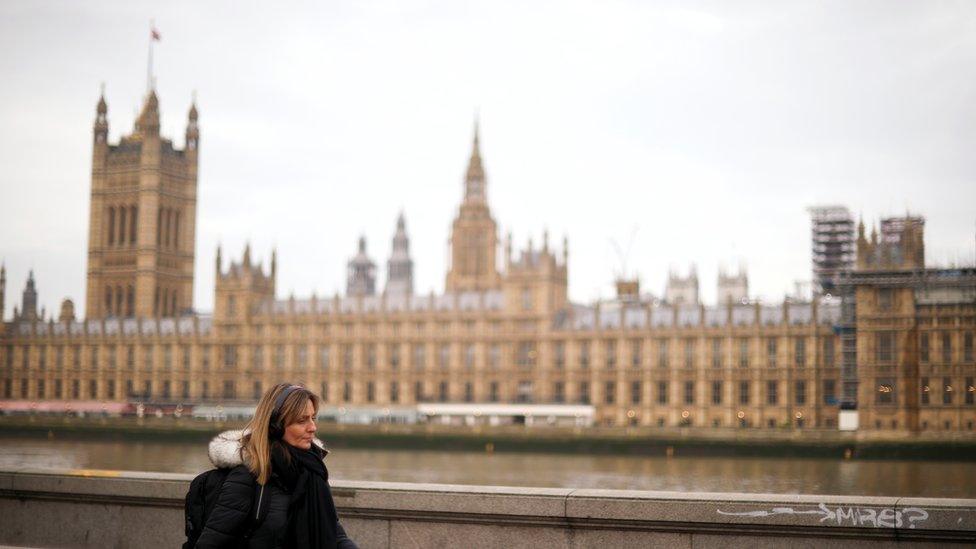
top-left (268, 384), bottom-right (302, 439)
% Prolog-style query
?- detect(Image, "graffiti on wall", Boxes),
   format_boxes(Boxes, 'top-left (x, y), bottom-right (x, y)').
top-left (717, 503), bottom-right (930, 529)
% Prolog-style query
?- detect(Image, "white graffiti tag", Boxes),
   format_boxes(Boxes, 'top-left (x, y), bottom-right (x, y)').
top-left (717, 503), bottom-right (930, 529)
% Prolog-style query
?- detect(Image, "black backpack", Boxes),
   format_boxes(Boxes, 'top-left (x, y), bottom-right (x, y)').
top-left (183, 468), bottom-right (234, 549)
top-left (184, 466), bottom-right (272, 548)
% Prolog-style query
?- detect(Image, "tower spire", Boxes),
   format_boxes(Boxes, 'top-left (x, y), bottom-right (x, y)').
top-left (473, 112), bottom-right (480, 150)
top-left (386, 212), bottom-right (414, 297)
top-left (446, 120), bottom-right (501, 293)
top-left (94, 84), bottom-right (108, 144)
top-left (347, 235), bottom-right (376, 297)
top-left (186, 93), bottom-right (199, 151)
top-left (19, 270), bottom-right (38, 322)
top-left (135, 89), bottom-right (160, 136)
top-left (464, 117), bottom-right (486, 202)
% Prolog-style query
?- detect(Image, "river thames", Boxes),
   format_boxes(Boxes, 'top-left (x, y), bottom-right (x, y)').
top-left (1, 435), bottom-right (973, 498)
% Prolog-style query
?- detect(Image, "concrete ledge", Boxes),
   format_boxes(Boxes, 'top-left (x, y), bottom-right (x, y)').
top-left (0, 467), bottom-right (974, 547)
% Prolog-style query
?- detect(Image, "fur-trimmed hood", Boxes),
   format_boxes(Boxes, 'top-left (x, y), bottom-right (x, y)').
top-left (208, 429), bottom-right (329, 469)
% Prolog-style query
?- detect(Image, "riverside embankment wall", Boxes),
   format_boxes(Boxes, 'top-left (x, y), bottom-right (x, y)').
top-left (0, 468), bottom-right (974, 548)
top-left (3, 416), bottom-right (976, 459)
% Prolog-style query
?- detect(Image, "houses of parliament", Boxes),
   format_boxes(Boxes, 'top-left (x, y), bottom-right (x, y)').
top-left (1, 87), bottom-right (974, 433)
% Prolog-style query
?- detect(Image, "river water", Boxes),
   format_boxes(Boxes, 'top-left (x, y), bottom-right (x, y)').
top-left (1, 435), bottom-right (973, 498)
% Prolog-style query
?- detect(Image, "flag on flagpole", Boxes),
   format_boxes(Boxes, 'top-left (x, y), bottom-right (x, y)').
top-left (147, 21), bottom-right (160, 93)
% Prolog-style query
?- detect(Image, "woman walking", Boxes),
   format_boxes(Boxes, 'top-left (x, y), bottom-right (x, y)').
top-left (193, 383), bottom-right (358, 548)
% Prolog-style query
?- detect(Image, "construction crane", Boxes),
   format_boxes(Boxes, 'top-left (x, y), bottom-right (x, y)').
top-left (609, 225), bottom-right (639, 280)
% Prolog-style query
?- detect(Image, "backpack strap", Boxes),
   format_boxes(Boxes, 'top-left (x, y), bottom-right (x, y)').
top-left (242, 480), bottom-right (270, 540)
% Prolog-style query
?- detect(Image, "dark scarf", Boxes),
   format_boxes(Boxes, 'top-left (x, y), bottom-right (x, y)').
top-left (271, 442), bottom-right (339, 548)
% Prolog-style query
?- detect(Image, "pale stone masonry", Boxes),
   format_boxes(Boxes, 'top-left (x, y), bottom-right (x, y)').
top-left (1, 468), bottom-right (974, 547)
top-left (445, 123), bottom-right (502, 293)
top-left (385, 212), bottom-right (414, 298)
top-left (85, 89), bottom-right (198, 320)
top-left (0, 87), bottom-right (974, 432)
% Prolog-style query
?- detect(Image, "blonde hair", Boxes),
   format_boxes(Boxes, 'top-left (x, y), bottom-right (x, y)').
top-left (241, 383), bottom-right (320, 485)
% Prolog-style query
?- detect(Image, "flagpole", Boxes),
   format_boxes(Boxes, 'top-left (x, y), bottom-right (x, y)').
top-left (147, 19), bottom-right (154, 94)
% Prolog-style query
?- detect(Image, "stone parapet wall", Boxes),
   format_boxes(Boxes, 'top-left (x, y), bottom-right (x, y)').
top-left (0, 468), bottom-right (974, 547)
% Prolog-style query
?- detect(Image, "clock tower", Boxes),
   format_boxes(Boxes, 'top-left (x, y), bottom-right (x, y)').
top-left (445, 122), bottom-right (501, 293)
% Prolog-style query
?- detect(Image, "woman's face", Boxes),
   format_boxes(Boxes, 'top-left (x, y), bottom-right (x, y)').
top-left (282, 400), bottom-right (317, 450)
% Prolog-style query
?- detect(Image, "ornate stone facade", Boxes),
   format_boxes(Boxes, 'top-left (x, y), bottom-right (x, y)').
top-left (0, 90), bottom-right (973, 433)
top-left (346, 237), bottom-right (376, 298)
top-left (385, 213), bottom-right (414, 298)
top-left (14, 271), bottom-right (39, 322)
top-left (837, 267), bottom-right (976, 432)
top-left (445, 124), bottom-right (501, 293)
top-left (664, 267), bottom-right (700, 306)
top-left (716, 267), bottom-right (748, 306)
top-left (85, 90), bottom-right (198, 320)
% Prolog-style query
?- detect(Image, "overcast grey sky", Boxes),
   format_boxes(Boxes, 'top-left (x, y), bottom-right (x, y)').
top-left (1, 0), bottom-right (974, 318)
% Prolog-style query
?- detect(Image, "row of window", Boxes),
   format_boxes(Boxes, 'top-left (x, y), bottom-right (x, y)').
top-left (869, 418), bottom-right (976, 432)
top-left (104, 285), bottom-right (135, 318)
top-left (156, 207), bottom-right (182, 249)
top-left (12, 369), bottom-right (975, 409)
top-left (214, 314), bottom-right (846, 337)
top-left (104, 205), bottom-right (183, 250)
top-left (4, 344), bottom-right (209, 370)
top-left (552, 337), bottom-right (831, 369)
top-left (2, 376), bottom-right (836, 409)
top-left (918, 332), bottom-right (975, 363)
top-left (101, 284), bottom-right (181, 318)
top-left (14, 330), bottom-right (973, 371)
top-left (3, 377), bottom-right (216, 401)
top-left (105, 204), bottom-right (138, 247)
top-left (871, 377), bottom-right (976, 406)
top-left (231, 321), bottom-right (502, 338)
top-left (13, 329), bottom-right (972, 374)
top-left (917, 377), bottom-right (976, 406)
top-left (1, 337), bottom-right (840, 372)
top-left (562, 379), bottom-right (817, 406)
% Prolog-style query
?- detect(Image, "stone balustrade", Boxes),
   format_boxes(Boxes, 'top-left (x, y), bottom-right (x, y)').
top-left (1, 467), bottom-right (974, 547)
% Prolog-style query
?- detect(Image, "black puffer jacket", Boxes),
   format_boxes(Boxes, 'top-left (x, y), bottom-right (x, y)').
top-left (193, 430), bottom-right (356, 549)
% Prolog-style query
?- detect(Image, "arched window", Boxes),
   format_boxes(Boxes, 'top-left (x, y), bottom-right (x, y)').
top-left (115, 286), bottom-right (123, 317)
top-left (157, 209), bottom-right (162, 245)
top-left (173, 211), bottom-right (180, 250)
top-left (169, 209), bottom-right (175, 248)
top-left (154, 286), bottom-right (160, 316)
top-left (107, 207), bottom-right (115, 246)
top-left (126, 286), bottom-right (134, 317)
top-left (118, 207), bottom-right (127, 245)
top-left (130, 206), bottom-right (138, 244)
top-left (105, 286), bottom-right (113, 314)
top-left (162, 209), bottom-right (169, 247)
top-left (171, 290), bottom-right (178, 317)
top-left (162, 288), bottom-right (169, 317)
